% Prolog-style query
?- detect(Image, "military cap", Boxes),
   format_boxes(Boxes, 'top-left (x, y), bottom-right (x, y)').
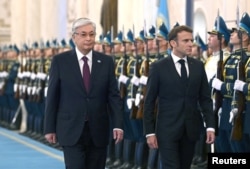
top-left (13, 44), bottom-right (20, 53)
top-left (61, 39), bottom-right (67, 47)
top-left (173, 22), bottom-right (180, 28)
top-left (22, 43), bottom-right (29, 51)
top-left (194, 34), bottom-right (207, 51)
top-left (8, 44), bottom-right (13, 50)
top-left (135, 30), bottom-right (145, 41)
top-left (103, 31), bottom-right (112, 45)
top-left (113, 31), bottom-right (123, 44)
top-left (32, 42), bottom-right (39, 49)
top-left (208, 16), bottom-right (230, 43)
top-left (238, 12), bottom-right (250, 36)
top-left (123, 29), bottom-right (134, 43)
top-left (145, 26), bottom-right (155, 39)
top-left (156, 23), bottom-right (168, 40)
top-left (69, 38), bottom-right (75, 48)
top-left (51, 39), bottom-right (58, 48)
top-left (95, 34), bottom-right (104, 44)
top-left (45, 40), bottom-right (51, 48)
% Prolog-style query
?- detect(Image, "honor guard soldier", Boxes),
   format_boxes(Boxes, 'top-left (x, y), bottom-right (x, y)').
top-left (191, 34), bottom-right (209, 168)
top-left (154, 22), bottom-right (169, 60)
top-left (230, 12), bottom-right (250, 153)
top-left (0, 46), bottom-right (11, 127)
top-left (212, 13), bottom-right (250, 153)
top-left (191, 34), bottom-right (207, 62)
top-left (129, 29), bottom-right (149, 169)
top-left (94, 34), bottom-right (104, 53)
top-left (205, 16), bottom-right (231, 154)
top-left (135, 25), bottom-right (160, 169)
top-left (104, 31), bottom-right (117, 167)
top-left (111, 29), bottom-right (136, 169)
top-left (23, 42), bottom-right (39, 137)
top-left (1, 45), bottom-right (20, 129)
top-left (58, 39), bottom-right (72, 53)
top-left (105, 31), bottom-right (124, 169)
top-left (112, 31), bottom-right (123, 68)
top-left (103, 31), bottom-right (113, 56)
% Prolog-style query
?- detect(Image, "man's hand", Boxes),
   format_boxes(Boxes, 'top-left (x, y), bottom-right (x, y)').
top-left (45, 133), bottom-right (57, 144)
top-left (113, 129), bottom-right (123, 144)
top-left (206, 131), bottom-right (215, 144)
top-left (146, 135), bottom-right (158, 149)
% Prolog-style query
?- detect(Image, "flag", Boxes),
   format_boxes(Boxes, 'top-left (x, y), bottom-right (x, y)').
top-left (157, 0), bottom-right (170, 30)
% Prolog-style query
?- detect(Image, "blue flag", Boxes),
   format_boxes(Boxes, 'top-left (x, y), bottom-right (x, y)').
top-left (157, 0), bottom-right (170, 30)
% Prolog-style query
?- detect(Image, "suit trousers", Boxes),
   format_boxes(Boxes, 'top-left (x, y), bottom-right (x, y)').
top-left (158, 129), bottom-right (196, 169)
top-left (62, 122), bottom-right (107, 169)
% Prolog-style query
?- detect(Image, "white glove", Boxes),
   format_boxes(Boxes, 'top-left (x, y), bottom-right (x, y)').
top-left (212, 78), bottom-right (223, 91)
top-left (234, 79), bottom-right (246, 92)
top-left (127, 98), bottom-right (135, 109)
top-left (135, 93), bottom-right (143, 106)
top-left (139, 75), bottom-right (148, 85)
top-left (229, 108), bottom-right (238, 124)
top-left (118, 74), bottom-right (129, 84)
top-left (131, 75), bottom-right (140, 86)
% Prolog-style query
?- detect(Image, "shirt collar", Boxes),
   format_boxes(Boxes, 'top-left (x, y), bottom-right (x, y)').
top-left (171, 52), bottom-right (187, 64)
top-left (75, 47), bottom-right (92, 62)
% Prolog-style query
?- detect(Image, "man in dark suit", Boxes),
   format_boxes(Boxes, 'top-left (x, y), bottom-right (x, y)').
top-left (44, 18), bottom-right (123, 169)
top-left (143, 25), bottom-right (215, 169)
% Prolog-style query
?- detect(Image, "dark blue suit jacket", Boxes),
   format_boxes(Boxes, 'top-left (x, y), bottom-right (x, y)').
top-left (143, 56), bottom-right (215, 142)
top-left (44, 50), bottom-right (123, 146)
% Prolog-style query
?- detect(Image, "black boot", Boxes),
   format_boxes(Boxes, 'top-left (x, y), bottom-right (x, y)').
top-left (118, 139), bottom-right (135, 169)
top-left (107, 140), bottom-right (123, 168)
top-left (106, 139), bottom-right (115, 167)
top-left (132, 142), bottom-right (148, 169)
top-left (147, 148), bottom-right (158, 169)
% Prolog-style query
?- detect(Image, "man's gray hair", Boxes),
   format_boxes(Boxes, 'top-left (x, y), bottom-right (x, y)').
top-left (72, 18), bottom-right (96, 34)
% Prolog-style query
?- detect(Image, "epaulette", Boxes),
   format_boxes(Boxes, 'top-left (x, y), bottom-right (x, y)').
top-left (223, 51), bottom-right (231, 65)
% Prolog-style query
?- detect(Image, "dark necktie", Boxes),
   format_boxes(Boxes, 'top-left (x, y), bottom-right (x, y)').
top-left (178, 59), bottom-right (187, 82)
top-left (82, 56), bottom-right (90, 92)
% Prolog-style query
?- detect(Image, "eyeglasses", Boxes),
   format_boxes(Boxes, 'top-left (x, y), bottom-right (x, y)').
top-left (74, 32), bottom-right (96, 38)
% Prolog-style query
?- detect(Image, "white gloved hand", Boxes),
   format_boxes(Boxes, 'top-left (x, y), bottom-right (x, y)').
top-left (229, 108), bottom-right (238, 124)
top-left (135, 93), bottom-right (143, 106)
top-left (127, 98), bottom-right (135, 110)
top-left (233, 79), bottom-right (246, 92)
top-left (131, 75), bottom-right (140, 86)
top-left (118, 74), bottom-right (129, 84)
top-left (212, 78), bottom-right (223, 91)
top-left (139, 75), bottom-right (148, 85)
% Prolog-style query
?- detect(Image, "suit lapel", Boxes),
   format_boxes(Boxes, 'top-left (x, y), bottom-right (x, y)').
top-left (89, 51), bottom-right (102, 93)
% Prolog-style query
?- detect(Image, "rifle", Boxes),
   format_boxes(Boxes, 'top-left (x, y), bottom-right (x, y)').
top-left (136, 37), bottom-right (150, 119)
top-left (0, 52), bottom-right (8, 95)
top-left (14, 51), bottom-right (24, 99)
top-left (119, 30), bottom-right (128, 99)
top-left (213, 32), bottom-right (223, 136)
top-left (21, 52), bottom-right (31, 100)
top-left (230, 30), bottom-right (245, 141)
top-left (130, 37), bottom-right (141, 119)
top-left (35, 49), bottom-right (45, 102)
